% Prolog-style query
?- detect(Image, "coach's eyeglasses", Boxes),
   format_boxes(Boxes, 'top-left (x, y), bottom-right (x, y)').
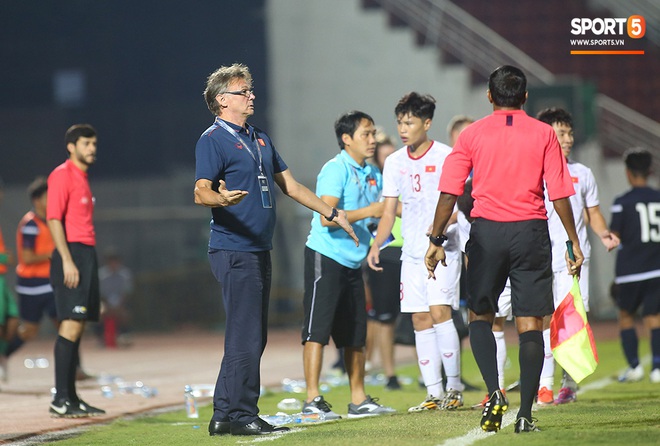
top-left (220, 88), bottom-right (255, 98)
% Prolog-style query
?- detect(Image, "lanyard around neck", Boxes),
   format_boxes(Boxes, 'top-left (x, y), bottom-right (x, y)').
top-left (216, 118), bottom-right (264, 174)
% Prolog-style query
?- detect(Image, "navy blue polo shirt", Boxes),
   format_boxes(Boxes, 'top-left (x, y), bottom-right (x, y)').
top-left (195, 118), bottom-right (288, 252)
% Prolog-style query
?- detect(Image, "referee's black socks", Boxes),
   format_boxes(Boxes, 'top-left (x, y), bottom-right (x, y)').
top-left (518, 330), bottom-right (543, 420)
top-left (468, 320), bottom-right (499, 394)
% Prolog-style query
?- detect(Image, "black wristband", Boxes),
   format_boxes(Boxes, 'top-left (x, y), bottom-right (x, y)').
top-left (325, 207), bottom-right (338, 221)
top-left (429, 233), bottom-right (448, 247)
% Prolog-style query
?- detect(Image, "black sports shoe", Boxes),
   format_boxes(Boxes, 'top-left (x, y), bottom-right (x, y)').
top-left (49, 399), bottom-right (89, 418)
top-left (385, 376), bottom-right (401, 390)
top-left (514, 417), bottom-right (540, 433)
top-left (78, 399), bottom-right (106, 416)
top-left (480, 390), bottom-right (508, 432)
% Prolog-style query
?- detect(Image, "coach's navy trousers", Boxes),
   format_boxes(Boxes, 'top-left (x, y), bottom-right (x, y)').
top-left (208, 249), bottom-right (271, 426)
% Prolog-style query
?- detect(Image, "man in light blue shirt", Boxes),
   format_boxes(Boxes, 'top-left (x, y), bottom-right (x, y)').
top-left (301, 111), bottom-right (395, 419)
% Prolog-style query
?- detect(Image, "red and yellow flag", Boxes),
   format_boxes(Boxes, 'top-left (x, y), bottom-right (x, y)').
top-left (550, 276), bottom-right (598, 383)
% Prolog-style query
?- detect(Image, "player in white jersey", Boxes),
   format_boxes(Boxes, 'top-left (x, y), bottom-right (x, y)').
top-left (368, 92), bottom-right (464, 412)
top-left (537, 108), bottom-right (619, 405)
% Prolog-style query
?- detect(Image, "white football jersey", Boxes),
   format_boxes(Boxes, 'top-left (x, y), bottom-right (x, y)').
top-left (545, 160), bottom-right (599, 271)
top-left (382, 141), bottom-right (459, 263)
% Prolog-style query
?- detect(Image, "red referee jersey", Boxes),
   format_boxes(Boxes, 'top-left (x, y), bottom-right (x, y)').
top-left (47, 159), bottom-right (96, 246)
top-left (440, 110), bottom-right (574, 222)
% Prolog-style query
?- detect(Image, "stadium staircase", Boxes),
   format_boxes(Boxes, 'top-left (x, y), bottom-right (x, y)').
top-left (361, 0), bottom-right (660, 170)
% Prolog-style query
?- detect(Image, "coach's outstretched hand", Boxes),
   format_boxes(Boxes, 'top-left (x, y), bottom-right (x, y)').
top-left (333, 209), bottom-right (359, 246)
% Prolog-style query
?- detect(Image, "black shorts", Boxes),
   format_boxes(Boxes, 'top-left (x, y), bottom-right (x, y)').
top-left (50, 243), bottom-right (100, 322)
top-left (366, 247), bottom-right (401, 323)
top-left (302, 247), bottom-right (367, 348)
top-left (466, 218), bottom-right (553, 317)
top-left (616, 277), bottom-right (660, 316)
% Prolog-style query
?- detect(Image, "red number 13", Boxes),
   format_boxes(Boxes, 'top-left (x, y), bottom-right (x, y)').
top-left (410, 174), bottom-right (421, 192)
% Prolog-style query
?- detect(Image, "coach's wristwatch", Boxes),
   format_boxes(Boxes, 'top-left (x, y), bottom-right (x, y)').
top-left (429, 233), bottom-right (448, 247)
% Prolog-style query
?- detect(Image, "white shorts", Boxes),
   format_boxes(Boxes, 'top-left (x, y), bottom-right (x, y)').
top-left (400, 257), bottom-right (460, 313)
top-left (496, 279), bottom-right (513, 319)
top-left (553, 258), bottom-right (590, 311)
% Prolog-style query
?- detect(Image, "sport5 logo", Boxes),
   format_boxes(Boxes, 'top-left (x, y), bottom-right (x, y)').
top-left (571, 15), bottom-right (646, 39)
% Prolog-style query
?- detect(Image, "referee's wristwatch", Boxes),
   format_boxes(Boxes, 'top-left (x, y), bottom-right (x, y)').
top-left (429, 233), bottom-right (448, 247)
top-left (325, 207), bottom-right (338, 221)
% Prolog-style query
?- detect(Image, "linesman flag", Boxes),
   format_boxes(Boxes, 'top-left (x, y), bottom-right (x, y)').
top-left (550, 242), bottom-right (599, 383)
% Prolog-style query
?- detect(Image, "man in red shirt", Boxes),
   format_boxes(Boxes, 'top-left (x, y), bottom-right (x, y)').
top-left (425, 66), bottom-right (584, 433)
top-left (47, 124), bottom-right (105, 418)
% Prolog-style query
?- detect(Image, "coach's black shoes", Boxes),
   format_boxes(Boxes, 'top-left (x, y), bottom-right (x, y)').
top-left (49, 399), bottom-right (89, 418)
top-left (209, 420), bottom-right (231, 436)
top-left (480, 389), bottom-right (508, 432)
top-left (230, 418), bottom-right (290, 435)
top-left (514, 417), bottom-right (540, 433)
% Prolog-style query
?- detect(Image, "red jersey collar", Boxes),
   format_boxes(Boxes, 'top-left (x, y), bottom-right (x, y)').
top-left (407, 140), bottom-right (434, 160)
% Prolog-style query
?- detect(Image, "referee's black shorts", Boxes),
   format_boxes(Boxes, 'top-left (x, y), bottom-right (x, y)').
top-left (50, 243), bottom-right (100, 322)
top-left (466, 218), bottom-right (553, 317)
top-left (302, 247), bottom-right (367, 348)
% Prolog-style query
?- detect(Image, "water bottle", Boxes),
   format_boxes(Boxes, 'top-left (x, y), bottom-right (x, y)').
top-left (24, 357), bottom-right (50, 369)
top-left (190, 384), bottom-right (214, 398)
top-left (277, 398), bottom-right (302, 411)
top-left (184, 385), bottom-right (199, 418)
top-left (140, 385), bottom-right (158, 398)
top-left (292, 412), bottom-right (325, 423)
top-left (281, 378), bottom-right (306, 393)
top-left (260, 412), bottom-right (293, 426)
top-left (101, 385), bottom-right (114, 399)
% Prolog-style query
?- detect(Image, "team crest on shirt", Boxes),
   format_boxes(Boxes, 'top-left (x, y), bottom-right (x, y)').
top-left (571, 176), bottom-right (579, 183)
top-left (235, 143), bottom-right (243, 149)
top-left (425, 165), bottom-right (436, 173)
top-left (258, 138), bottom-right (265, 146)
top-left (368, 177), bottom-right (377, 186)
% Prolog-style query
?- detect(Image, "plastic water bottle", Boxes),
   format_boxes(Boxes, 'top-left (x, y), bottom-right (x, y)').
top-left (24, 357), bottom-right (50, 369)
top-left (277, 398), bottom-right (302, 411)
top-left (260, 412), bottom-right (293, 426)
top-left (292, 412), bottom-right (325, 423)
top-left (184, 385), bottom-right (198, 418)
top-left (190, 384), bottom-right (214, 398)
top-left (101, 385), bottom-right (114, 399)
top-left (281, 378), bottom-right (306, 393)
top-left (115, 380), bottom-right (157, 398)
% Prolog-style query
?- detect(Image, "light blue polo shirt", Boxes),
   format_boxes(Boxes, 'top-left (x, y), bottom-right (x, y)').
top-left (306, 150), bottom-right (382, 269)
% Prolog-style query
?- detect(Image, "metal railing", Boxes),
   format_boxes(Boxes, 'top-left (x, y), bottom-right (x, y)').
top-left (596, 94), bottom-right (660, 169)
top-left (376, 0), bottom-right (556, 85)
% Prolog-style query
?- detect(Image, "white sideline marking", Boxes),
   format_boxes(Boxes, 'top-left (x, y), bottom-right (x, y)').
top-left (237, 427), bottom-right (303, 444)
top-left (439, 410), bottom-right (517, 446)
top-left (438, 361), bottom-right (645, 446)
